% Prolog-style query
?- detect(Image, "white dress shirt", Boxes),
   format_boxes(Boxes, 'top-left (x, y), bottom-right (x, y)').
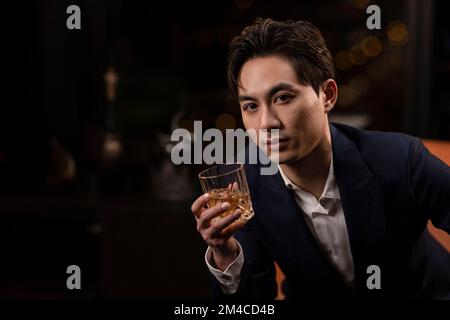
top-left (206, 154), bottom-right (355, 294)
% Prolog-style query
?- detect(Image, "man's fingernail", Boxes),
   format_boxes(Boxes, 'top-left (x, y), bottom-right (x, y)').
top-left (204, 193), bottom-right (210, 199)
top-left (221, 202), bottom-right (230, 210)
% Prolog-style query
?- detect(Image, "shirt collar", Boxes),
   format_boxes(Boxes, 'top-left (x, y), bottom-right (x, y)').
top-left (277, 152), bottom-right (340, 201)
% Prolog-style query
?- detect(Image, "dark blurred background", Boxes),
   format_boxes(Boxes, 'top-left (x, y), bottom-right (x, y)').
top-left (1, 0), bottom-right (449, 299)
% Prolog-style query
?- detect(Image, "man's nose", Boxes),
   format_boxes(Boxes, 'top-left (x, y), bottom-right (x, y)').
top-left (260, 107), bottom-right (281, 130)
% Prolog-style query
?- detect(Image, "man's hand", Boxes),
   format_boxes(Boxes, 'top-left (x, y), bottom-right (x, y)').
top-left (191, 193), bottom-right (246, 270)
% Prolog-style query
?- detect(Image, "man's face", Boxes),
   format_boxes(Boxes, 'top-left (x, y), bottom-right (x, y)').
top-left (237, 55), bottom-right (331, 164)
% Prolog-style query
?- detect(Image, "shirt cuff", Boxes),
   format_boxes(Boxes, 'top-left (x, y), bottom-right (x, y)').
top-left (205, 239), bottom-right (244, 295)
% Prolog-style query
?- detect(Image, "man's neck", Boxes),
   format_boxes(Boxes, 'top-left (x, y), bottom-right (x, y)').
top-left (279, 127), bottom-right (332, 200)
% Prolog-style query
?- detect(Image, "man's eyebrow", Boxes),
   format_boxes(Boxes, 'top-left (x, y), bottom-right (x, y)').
top-left (267, 83), bottom-right (296, 98)
top-left (238, 82), bottom-right (296, 102)
top-left (238, 95), bottom-right (255, 102)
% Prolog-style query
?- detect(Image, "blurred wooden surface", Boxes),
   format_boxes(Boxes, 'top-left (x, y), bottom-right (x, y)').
top-left (423, 139), bottom-right (450, 165)
top-left (274, 138), bottom-right (450, 300)
top-left (422, 139), bottom-right (450, 253)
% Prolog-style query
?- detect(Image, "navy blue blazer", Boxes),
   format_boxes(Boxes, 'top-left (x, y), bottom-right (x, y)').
top-left (211, 123), bottom-right (450, 299)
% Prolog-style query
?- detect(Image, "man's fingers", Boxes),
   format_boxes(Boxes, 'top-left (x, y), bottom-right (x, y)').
top-left (215, 209), bottom-right (242, 233)
top-left (227, 182), bottom-right (240, 192)
top-left (207, 209), bottom-right (242, 237)
top-left (191, 193), bottom-right (210, 217)
top-left (199, 201), bottom-right (231, 228)
top-left (220, 218), bottom-right (246, 237)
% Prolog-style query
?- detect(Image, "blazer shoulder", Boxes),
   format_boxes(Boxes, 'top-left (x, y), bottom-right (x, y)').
top-left (331, 123), bottom-right (422, 184)
top-left (331, 122), bottom-right (418, 158)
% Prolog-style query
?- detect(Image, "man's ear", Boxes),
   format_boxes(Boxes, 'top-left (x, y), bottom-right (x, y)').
top-left (321, 79), bottom-right (338, 113)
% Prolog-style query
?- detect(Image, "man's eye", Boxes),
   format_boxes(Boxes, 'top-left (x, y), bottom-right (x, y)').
top-left (274, 94), bottom-right (293, 104)
top-left (243, 103), bottom-right (258, 112)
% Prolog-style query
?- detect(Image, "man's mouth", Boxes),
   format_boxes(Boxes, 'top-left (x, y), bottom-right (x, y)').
top-left (265, 138), bottom-right (289, 151)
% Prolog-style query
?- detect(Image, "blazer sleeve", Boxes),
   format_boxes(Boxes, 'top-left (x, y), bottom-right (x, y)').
top-left (409, 138), bottom-right (450, 233)
top-left (210, 220), bottom-right (277, 300)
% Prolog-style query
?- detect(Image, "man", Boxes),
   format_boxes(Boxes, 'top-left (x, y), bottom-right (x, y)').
top-left (190, 18), bottom-right (450, 299)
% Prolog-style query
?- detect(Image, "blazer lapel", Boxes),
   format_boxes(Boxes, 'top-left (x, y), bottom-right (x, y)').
top-left (330, 124), bottom-right (386, 293)
top-left (248, 164), bottom-right (350, 293)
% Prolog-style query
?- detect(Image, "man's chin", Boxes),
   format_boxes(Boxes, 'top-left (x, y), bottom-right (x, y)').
top-left (258, 146), bottom-right (297, 164)
top-left (271, 151), bottom-right (302, 165)
top-left (268, 150), bottom-right (290, 164)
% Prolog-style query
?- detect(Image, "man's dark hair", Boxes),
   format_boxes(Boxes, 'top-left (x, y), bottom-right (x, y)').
top-left (227, 18), bottom-right (334, 98)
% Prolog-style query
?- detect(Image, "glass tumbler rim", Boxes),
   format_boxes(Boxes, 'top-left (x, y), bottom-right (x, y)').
top-left (198, 163), bottom-right (244, 180)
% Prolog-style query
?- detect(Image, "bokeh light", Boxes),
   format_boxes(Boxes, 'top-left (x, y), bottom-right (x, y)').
top-left (350, 0), bottom-right (369, 10)
top-left (216, 113), bottom-right (237, 131)
top-left (348, 45), bottom-right (369, 66)
top-left (361, 36), bottom-right (383, 57)
top-left (387, 21), bottom-right (408, 46)
top-left (335, 50), bottom-right (354, 71)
